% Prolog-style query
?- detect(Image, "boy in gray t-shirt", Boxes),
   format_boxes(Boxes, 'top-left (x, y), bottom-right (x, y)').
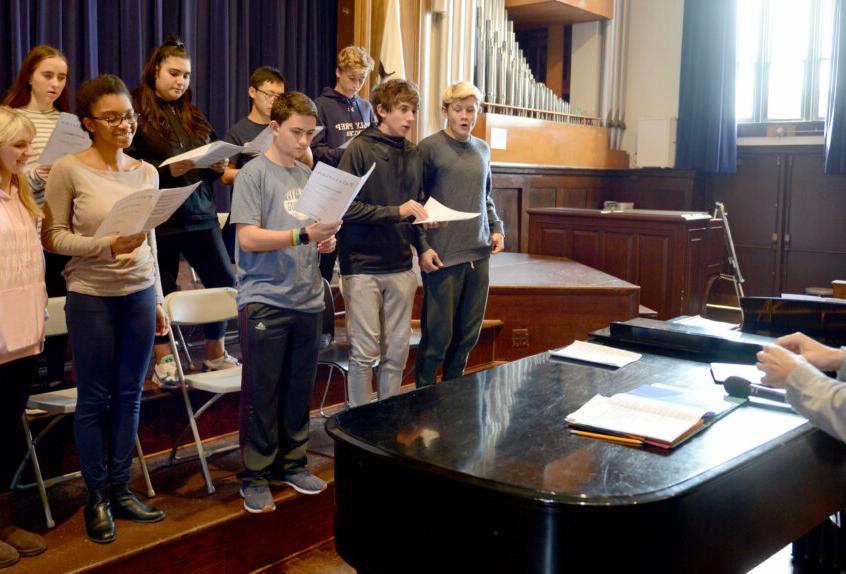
top-left (230, 92), bottom-right (341, 514)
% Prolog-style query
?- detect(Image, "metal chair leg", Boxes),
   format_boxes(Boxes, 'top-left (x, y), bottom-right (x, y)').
top-left (134, 436), bottom-right (156, 498)
top-left (319, 365), bottom-right (336, 417)
top-left (180, 384), bottom-right (216, 494)
top-left (20, 414), bottom-right (55, 528)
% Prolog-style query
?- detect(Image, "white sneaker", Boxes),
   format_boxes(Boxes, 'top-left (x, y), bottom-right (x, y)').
top-left (152, 355), bottom-right (180, 390)
top-left (202, 352), bottom-right (240, 371)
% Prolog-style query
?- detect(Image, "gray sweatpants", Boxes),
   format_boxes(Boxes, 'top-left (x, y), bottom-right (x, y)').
top-left (342, 270), bottom-right (418, 407)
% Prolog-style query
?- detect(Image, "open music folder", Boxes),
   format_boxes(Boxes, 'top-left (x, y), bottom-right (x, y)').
top-left (566, 383), bottom-right (743, 449)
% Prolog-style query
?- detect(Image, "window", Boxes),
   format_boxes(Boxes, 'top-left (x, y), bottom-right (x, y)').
top-left (736, 0), bottom-right (835, 124)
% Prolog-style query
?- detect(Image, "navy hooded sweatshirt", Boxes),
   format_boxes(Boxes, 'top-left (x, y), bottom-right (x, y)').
top-left (311, 87), bottom-right (376, 167)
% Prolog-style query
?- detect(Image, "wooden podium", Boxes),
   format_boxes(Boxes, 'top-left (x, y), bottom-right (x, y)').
top-left (528, 208), bottom-right (725, 319)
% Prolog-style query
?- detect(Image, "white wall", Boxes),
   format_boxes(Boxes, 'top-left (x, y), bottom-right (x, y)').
top-left (621, 0), bottom-right (684, 164)
top-left (570, 21), bottom-right (603, 117)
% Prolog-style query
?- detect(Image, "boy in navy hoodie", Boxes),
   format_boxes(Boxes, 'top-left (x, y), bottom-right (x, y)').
top-left (311, 46), bottom-right (376, 281)
top-left (337, 79), bottom-right (438, 407)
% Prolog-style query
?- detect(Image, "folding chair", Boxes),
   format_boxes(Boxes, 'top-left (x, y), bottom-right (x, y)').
top-left (12, 297), bottom-right (155, 528)
top-left (163, 287), bottom-right (241, 495)
top-left (318, 279), bottom-right (352, 417)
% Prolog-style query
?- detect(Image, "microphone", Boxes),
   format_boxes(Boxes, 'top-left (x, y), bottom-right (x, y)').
top-left (724, 376), bottom-right (788, 404)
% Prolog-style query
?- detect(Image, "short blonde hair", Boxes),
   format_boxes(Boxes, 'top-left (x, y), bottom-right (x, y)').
top-left (337, 46), bottom-right (374, 73)
top-left (0, 106), bottom-right (41, 220)
top-left (441, 82), bottom-right (484, 108)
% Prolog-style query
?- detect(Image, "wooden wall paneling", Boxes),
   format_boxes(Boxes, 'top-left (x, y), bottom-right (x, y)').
top-left (602, 231), bottom-right (637, 283)
top-left (571, 229), bottom-right (602, 268)
top-left (522, 184), bottom-right (558, 252)
top-left (491, 185), bottom-right (522, 253)
top-left (636, 234), bottom-right (672, 314)
top-left (614, 173), bottom-right (698, 211)
top-left (783, 153), bottom-right (846, 293)
top-left (706, 153), bottom-right (783, 296)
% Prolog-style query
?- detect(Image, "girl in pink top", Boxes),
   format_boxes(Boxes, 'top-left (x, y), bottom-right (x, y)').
top-left (0, 105), bottom-right (48, 567)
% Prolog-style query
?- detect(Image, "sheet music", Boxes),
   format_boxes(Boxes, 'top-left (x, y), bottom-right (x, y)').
top-left (159, 141), bottom-right (245, 168)
top-left (294, 162), bottom-right (375, 222)
top-left (413, 197), bottom-right (479, 225)
top-left (94, 182), bottom-right (200, 238)
top-left (37, 112), bottom-right (92, 165)
top-left (550, 340), bottom-right (641, 368)
top-left (242, 126), bottom-right (272, 155)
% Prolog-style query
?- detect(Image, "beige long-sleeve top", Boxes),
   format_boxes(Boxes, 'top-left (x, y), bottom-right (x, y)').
top-left (42, 154), bottom-right (164, 302)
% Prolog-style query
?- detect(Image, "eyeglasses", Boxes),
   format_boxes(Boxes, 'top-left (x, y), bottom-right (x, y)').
top-left (256, 87), bottom-right (284, 99)
top-left (91, 112), bottom-right (139, 127)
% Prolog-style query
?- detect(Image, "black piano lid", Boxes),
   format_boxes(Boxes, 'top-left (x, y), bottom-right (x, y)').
top-left (326, 351), bottom-right (809, 507)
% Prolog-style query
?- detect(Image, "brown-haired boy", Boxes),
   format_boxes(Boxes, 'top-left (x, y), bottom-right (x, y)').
top-left (337, 79), bottom-right (437, 407)
top-left (231, 92), bottom-right (341, 513)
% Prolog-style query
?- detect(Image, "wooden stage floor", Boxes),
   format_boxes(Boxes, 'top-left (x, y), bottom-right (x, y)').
top-left (8, 416), bottom-right (343, 574)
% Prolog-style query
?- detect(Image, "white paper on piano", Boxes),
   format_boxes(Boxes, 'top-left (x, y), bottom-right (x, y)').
top-left (550, 340), bottom-right (641, 368)
top-left (294, 161), bottom-right (375, 222)
top-left (413, 197), bottom-right (479, 224)
top-left (37, 112), bottom-right (92, 165)
top-left (94, 182), bottom-right (201, 238)
top-left (159, 141), bottom-right (245, 169)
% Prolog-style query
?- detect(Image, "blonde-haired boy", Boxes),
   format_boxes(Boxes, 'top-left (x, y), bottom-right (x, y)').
top-left (415, 81), bottom-right (505, 388)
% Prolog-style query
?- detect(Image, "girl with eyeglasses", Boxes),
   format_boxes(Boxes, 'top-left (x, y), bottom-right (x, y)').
top-left (42, 75), bottom-right (168, 544)
top-left (3, 45), bottom-right (72, 389)
top-left (128, 39), bottom-right (238, 388)
top-left (0, 106), bottom-right (48, 567)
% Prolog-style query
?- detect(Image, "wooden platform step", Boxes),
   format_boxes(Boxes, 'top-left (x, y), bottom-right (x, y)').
top-left (9, 419), bottom-right (338, 574)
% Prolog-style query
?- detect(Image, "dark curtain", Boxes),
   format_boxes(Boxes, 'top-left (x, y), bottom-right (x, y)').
top-left (0, 0), bottom-right (338, 136)
top-left (675, 0), bottom-right (737, 173)
top-left (825, 0), bottom-right (846, 174)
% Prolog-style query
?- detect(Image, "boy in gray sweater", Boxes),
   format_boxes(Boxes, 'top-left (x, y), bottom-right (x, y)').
top-left (415, 82), bottom-right (504, 388)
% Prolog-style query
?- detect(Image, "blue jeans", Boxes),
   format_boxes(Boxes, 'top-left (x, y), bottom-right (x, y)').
top-left (66, 286), bottom-right (156, 490)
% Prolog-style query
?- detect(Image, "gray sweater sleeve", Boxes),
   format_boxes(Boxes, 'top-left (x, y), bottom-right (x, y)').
top-left (785, 349), bottom-right (846, 442)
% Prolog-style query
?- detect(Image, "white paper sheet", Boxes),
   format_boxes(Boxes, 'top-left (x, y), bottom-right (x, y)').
top-left (550, 340), bottom-right (641, 368)
top-left (413, 197), bottom-right (479, 224)
top-left (37, 112), bottom-right (92, 165)
top-left (338, 135), bottom-right (353, 150)
top-left (159, 141), bottom-right (245, 168)
top-left (94, 182), bottom-right (201, 238)
top-left (294, 161), bottom-right (375, 222)
top-left (242, 126), bottom-right (272, 155)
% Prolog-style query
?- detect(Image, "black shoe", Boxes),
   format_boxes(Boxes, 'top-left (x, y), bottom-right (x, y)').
top-left (109, 484), bottom-right (165, 523)
top-left (85, 487), bottom-right (116, 544)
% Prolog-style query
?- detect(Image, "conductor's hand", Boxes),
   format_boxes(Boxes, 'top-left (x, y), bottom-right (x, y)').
top-left (419, 249), bottom-right (444, 273)
top-left (168, 159), bottom-right (195, 177)
top-left (317, 236), bottom-right (336, 254)
top-left (756, 344), bottom-right (803, 388)
top-left (776, 332), bottom-right (844, 371)
top-left (110, 233), bottom-right (145, 257)
top-left (155, 304), bottom-right (171, 336)
top-left (399, 200), bottom-right (428, 221)
top-left (306, 220), bottom-right (342, 243)
top-left (491, 232), bottom-right (505, 254)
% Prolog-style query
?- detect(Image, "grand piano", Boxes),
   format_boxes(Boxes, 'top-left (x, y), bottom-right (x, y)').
top-left (326, 337), bottom-right (846, 573)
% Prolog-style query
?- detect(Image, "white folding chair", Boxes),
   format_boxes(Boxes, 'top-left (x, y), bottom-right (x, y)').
top-left (12, 297), bottom-right (155, 528)
top-left (164, 287), bottom-right (241, 495)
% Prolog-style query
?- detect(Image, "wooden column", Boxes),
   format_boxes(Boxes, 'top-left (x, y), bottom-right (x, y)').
top-left (546, 24), bottom-right (564, 97)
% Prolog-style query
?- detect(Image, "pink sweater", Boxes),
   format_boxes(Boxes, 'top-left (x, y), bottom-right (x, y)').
top-left (0, 182), bottom-right (47, 365)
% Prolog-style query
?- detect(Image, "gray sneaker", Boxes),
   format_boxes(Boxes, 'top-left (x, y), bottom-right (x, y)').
top-left (240, 481), bottom-right (275, 513)
top-left (279, 471), bottom-right (326, 495)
